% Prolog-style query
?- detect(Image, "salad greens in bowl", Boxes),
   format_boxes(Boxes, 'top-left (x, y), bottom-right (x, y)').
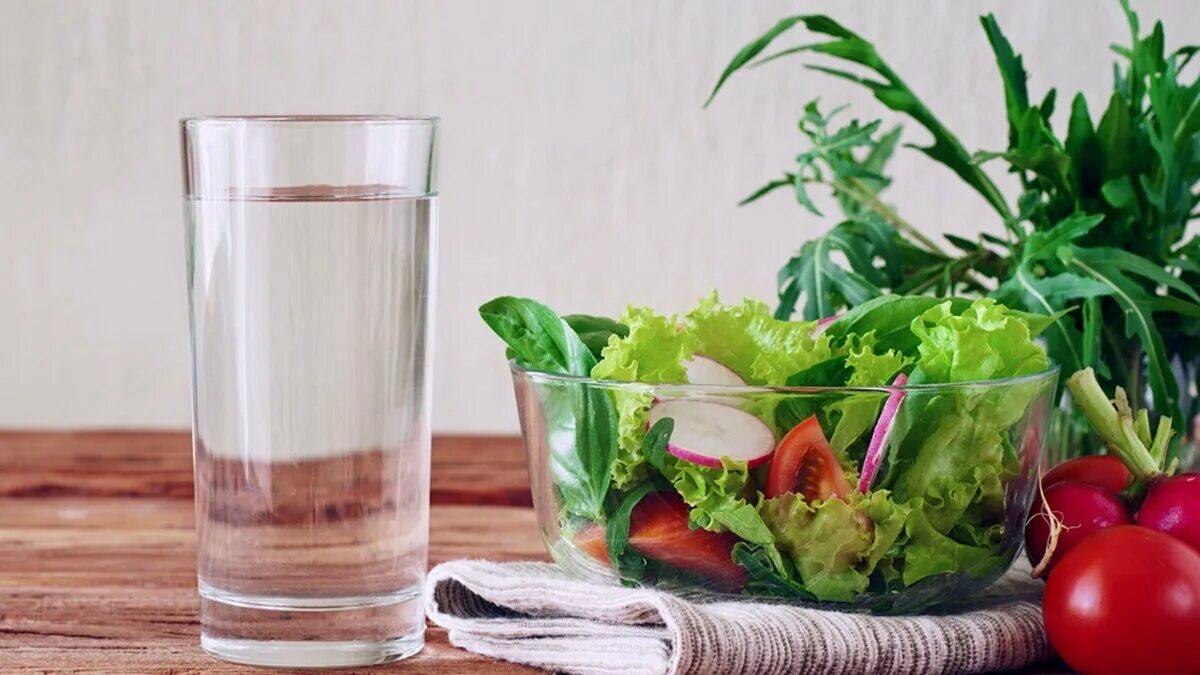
top-left (483, 293), bottom-right (1058, 612)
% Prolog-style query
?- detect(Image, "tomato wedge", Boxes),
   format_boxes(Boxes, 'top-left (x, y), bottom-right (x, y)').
top-left (574, 522), bottom-right (609, 563)
top-left (766, 415), bottom-right (850, 500)
top-left (572, 491), bottom-right (746, 590)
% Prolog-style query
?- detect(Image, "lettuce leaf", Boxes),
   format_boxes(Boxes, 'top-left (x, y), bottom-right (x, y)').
top-left (760, 491), bottom-right (911, 602)
top-left (827, 334), bottom-right (912, 455)
top-left (898, 508), bottom-right (1006, 586)
top-left (875, 298), bottom-right (1049, 583)
top-left (593, 295), bottom-right (833, 486)
top-left (685, 292), bottom-right (832, 385)
top-left (592, 306), bottom-right (696, 383)
top-left (592, 306), bottom-right (697, 487)
top-left (671, 458), bottom-right (777, 547)
top-left (909, 298), bottom-right (1048, 383)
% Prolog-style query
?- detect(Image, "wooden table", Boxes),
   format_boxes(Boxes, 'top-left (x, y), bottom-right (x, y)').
top-left (0, 431), bottom-right (1067, 674)
top-left (0, 431), bottom-right (544, 673)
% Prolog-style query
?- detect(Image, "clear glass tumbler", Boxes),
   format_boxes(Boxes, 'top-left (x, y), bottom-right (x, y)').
top-left (180, 116), bottom-right (437, 667)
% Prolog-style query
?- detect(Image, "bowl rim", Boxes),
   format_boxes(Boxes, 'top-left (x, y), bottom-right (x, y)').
top-left (509, 359), bottom-right (1061, 394)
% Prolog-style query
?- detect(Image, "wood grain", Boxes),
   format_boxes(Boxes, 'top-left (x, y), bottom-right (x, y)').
top-left (0, 431), bottom-right (541, 673)
top-left (0, 431), bottom-right (531, 506)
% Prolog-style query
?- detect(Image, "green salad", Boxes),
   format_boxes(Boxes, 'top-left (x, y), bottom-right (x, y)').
top-left (481, 293), bottom-right (1057, 604)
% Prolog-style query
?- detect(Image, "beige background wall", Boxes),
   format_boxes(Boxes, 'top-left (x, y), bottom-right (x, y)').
top-left (2, 0), bottom-right (1195, 433)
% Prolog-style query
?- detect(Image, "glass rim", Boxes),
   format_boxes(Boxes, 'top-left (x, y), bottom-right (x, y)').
top-left (510, 359), bottom-right (1061, 394)
top-left (180, 115), bottom-right (439, 126)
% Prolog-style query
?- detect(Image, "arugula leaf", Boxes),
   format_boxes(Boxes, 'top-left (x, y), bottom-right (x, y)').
top-left (708, 14), bottom-right (1014, 227)
top-left (1059, 245), bottom-right (1200, 440)
top-left (980, 13), bottom-right (1030, 148)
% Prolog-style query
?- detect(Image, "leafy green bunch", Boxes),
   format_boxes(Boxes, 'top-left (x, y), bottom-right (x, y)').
top-left (706, 1), bottom-right (1200, 455)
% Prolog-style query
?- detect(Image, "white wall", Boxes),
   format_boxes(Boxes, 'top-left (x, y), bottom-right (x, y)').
top-left (1, 0), bottom-right (1194, 432)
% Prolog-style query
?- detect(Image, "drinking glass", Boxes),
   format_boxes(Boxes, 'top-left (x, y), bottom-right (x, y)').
top-left (180, 116), bottom-right (437, 667)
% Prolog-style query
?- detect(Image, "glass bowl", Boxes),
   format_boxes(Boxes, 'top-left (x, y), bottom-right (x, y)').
top-left (510, 361), bottom-right (1059, 614)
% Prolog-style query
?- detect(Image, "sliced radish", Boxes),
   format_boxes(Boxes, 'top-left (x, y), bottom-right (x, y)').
top-left (683, 354), bottom-right (746, 386)
top-left (857, 373), bottom-right (908, 493)
top-left (814, 312), bottom-right (843, 335)
top-left (647, 399), bottom-right (775, 469)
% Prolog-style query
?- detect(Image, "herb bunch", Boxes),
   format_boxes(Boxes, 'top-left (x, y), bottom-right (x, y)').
top-left (707, 1), bottom-right (1200, 459)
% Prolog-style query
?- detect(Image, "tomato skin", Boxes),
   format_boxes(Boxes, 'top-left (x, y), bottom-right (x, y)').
top-left (1043, 526), bottom-right (1200, 675)
top-left (574, 522), bottom-right (609, 563)
top-left (572, 491), bottom-right (746, 590)
top-left (765, 415), bottom-right (850, 500)
top-left (1042, 455), bottom-right (1131, 494)
top-left (627, 491), bottom-right (746, 590)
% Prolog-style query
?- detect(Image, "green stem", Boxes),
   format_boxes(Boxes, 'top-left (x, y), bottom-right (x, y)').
top-left (831, 177), bottom-right (944, 253)
top-left (1067, 368), bottom-right (1162, 482)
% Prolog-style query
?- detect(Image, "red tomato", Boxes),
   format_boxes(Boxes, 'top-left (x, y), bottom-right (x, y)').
top-left (765, 415), bottom-right (850, 500)
top-left (574, 522), bottom-right (609, 563)
top-left (1044, 525), bottom-right (1200, 675)
top-left (572, 492), bottom-right (746, 590)
top-left (627, 491), bottom-right (746, 590)
top-left (1042, 455), bottom-right (1131, 494)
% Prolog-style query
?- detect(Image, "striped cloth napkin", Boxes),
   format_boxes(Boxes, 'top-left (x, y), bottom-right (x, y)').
top-left (425, 560), bottom-right (1049, 675)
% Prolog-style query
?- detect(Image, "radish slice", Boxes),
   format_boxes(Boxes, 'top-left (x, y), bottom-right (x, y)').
top-left (683, 354), bottom-right (746, 386)
top-left (814, 312), bottom-right (843, 335)
top-left (648, 399), bottom-right (775, 469)
top-left (857, 373), bottom-right (908, 493)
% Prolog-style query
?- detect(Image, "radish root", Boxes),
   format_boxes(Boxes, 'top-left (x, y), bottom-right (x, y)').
top-left (1028, 474), bottom-right (1077, 579)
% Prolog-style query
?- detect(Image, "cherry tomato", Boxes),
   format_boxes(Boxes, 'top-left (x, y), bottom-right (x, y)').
top-left (765, 415), bottom-right (850, 500)
top-left (1042, 455), bottom-right (1131, 494)
top-left (1043, 525), bottom-right (1200, 675)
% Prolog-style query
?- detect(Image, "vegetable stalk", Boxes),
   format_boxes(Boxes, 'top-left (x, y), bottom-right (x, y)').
top-left (1066, 368), bottom-right (1168, 482)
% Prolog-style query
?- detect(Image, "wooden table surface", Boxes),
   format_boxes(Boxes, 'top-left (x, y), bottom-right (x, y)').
top-left (0, 431), bottom-right (1067, 675)
top-left (0, 431), bottom-right (545, 674)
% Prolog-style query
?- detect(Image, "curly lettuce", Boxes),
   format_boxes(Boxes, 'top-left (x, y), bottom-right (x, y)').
top-left (827, 333), bottom-right (912, 455)
top-left (594, 294), bottom-right (833, 486)
top-left (761, 490), bottom-right (911, 602)
top-left (592, 307), bottom-right (696, 487)
top-left (685, 292), bottom-right (833, 384)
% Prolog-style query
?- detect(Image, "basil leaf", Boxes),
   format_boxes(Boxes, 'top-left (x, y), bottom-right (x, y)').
top-left (479, 297), bottom-right (619, 521)
top-left (732, 542), bottom-right (816, 600)
top-left (642, 417), bottom-right (674, 474)
top-left (564, 314), bottom-right (628, 360)
top-left (605, 482), bottom-right (656, 573)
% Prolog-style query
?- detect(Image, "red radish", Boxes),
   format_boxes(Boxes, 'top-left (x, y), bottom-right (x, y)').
top-left (1025, 481), bottom-right (1131, 577)
top-left (856, 373), bottom-right (907, 493)
top-left (813, 312), bottom-right (843, 336)
top-left (1042, 455), bottom-right (1131, 494)
top-left (1137, 473), bottom-right (1200, 552)
top-left (683, 354), bottom-right (746, 386)
top-left (647, 399), bottom-right (775, 469)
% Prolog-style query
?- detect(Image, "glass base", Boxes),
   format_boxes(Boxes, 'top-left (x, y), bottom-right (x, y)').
top-left (201, 633), bottom-right (424, 668)
top-left (198, 583), bottom-right (425, 668)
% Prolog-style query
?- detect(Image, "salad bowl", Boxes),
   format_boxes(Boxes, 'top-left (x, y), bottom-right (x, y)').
top-left (493, 295), bottom-right (1061, 614)
top-left (511, 364), bottom-right (1057, 613)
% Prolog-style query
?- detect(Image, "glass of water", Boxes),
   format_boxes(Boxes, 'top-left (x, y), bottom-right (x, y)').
top-left (180, 116), bottom-right (437, 667)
